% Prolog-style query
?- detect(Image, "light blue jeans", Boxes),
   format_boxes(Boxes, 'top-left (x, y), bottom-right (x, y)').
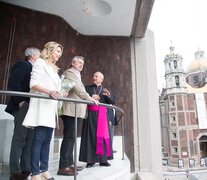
top-left (31, 126), bottom-right (53, 175)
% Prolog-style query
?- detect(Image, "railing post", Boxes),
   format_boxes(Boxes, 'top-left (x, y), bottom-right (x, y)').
top-left (121, 114), bottom-right (125, 160)
top-left (74, 103), bottom-right (77, 180)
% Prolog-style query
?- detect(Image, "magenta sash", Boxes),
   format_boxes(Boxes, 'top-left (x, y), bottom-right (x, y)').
top-left (88, 105), bottom-right (111, 156)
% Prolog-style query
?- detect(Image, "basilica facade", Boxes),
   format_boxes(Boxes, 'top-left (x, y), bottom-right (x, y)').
top-left (160, 46), bottom-right (207, 168)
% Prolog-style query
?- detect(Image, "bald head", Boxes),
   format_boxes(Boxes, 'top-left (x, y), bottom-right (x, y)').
top-left (93, 71), bottom-right (104, 85)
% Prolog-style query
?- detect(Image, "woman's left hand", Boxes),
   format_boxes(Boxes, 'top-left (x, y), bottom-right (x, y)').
top-left (49, 90), bottom-right (61, 99)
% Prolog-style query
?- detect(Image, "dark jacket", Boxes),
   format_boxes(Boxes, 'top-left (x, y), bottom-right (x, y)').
top-left (5, 60), bottom-right (32, 114)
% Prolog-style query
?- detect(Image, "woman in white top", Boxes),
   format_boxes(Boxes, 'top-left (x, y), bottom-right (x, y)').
top-left (23, 41), bottom-right (63, 180)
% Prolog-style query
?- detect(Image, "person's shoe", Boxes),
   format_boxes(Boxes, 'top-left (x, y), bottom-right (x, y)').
top-left (41, 171), bottom-right (54, 179)
top-left (21, 170), bottom-right (31, 178)
top-left (41, 178), bottom-right (54, 180)
top-left (69, 165), bottom-right (84, 171)
top-left (99, 162), bottom-right (111, 167)
top-left (10, 172), bottom-right (28, 180)
top-left (57, 167), bottom-right (77, 176)
top-left (31, 174), bottom-right (41, 180)
top-left (86, 163), bottom-right (95, 168)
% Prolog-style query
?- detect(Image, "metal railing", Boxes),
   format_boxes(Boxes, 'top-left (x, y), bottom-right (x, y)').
top-left (0, 90), bottom-right (125, 180)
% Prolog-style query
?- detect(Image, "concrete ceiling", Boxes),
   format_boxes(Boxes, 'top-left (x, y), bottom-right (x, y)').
top-left (0, 0), bottom-right (154, 38)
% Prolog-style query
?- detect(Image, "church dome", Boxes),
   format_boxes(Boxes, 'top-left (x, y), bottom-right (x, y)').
top-left (186, 50), bottom-right (207, 74)
top-left (185, 50), bottom-right (207, 91)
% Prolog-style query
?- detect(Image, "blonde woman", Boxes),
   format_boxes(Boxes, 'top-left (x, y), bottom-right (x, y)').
top-left (23, 42), bottom-right (63, 180)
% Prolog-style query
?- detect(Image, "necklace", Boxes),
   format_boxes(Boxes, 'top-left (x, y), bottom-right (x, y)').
top-left (93, 85), bottom-right (102, 95)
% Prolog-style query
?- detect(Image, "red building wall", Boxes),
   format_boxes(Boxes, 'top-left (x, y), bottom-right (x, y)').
top-left (165, 93), bottom-right (207, 166)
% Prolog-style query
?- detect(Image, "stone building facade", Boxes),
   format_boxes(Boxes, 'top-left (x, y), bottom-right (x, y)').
top-left (160, 47), bottom-right (207, 168)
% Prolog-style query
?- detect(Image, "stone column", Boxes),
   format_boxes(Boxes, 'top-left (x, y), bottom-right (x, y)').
top-left (131, 29), bottom-right (163, 180)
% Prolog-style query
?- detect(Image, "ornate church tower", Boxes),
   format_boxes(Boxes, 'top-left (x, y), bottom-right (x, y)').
top-left (164, 46), bottom-right (186, 94)
top-left (160, 47), bottom-right (207, 168)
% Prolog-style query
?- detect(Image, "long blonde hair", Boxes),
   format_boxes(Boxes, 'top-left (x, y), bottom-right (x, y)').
top-left (41, 41), bottom-right (63, 72)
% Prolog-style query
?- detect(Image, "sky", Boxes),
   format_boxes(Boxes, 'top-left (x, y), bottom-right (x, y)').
top-left (148, 0), bottom-right (207, 90)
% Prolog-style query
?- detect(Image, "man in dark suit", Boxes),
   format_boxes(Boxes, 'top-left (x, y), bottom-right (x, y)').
top-left (5, 47), bottom-right (40, 180)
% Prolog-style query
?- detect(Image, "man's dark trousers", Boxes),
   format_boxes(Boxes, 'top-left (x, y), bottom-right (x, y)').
top-left (9, 102), bottom-right (34, 174)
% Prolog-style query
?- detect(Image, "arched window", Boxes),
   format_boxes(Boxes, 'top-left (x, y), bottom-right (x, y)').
top-left (174, 60), bottom-right (177, 69)
top-left (175, 75), bottom-right (180, 86)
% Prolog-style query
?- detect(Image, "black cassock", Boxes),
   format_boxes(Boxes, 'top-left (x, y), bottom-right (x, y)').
top-left (79, 84), bottom-right (115, 163)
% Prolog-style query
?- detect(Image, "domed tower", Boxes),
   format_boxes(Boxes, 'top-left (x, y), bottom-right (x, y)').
top-left (186, 50), bottom-right (207, 93)
top-left (164, 46), bottom-right (186, 94)
top-left (186, 50), bottom-right (207, 73)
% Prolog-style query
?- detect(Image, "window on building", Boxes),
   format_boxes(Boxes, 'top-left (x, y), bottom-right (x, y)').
top-left (173, 147), bottom-right (178, 153)
top-left (174, 60), bottom-right (177, 69)
top-left (175, 75), bottom-right (180, 86)
top-left (172, 132), bottom-right (177, 139)
top-left (170, 115), bottom-right (176, 122)
top-left (193, 75), bottom-right (199, 84)
top-left (170, 100), bottom-right (175, 107)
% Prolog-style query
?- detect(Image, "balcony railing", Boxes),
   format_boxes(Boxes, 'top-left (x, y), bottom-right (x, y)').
top-left (0, 90), bottom-right (125, 180)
